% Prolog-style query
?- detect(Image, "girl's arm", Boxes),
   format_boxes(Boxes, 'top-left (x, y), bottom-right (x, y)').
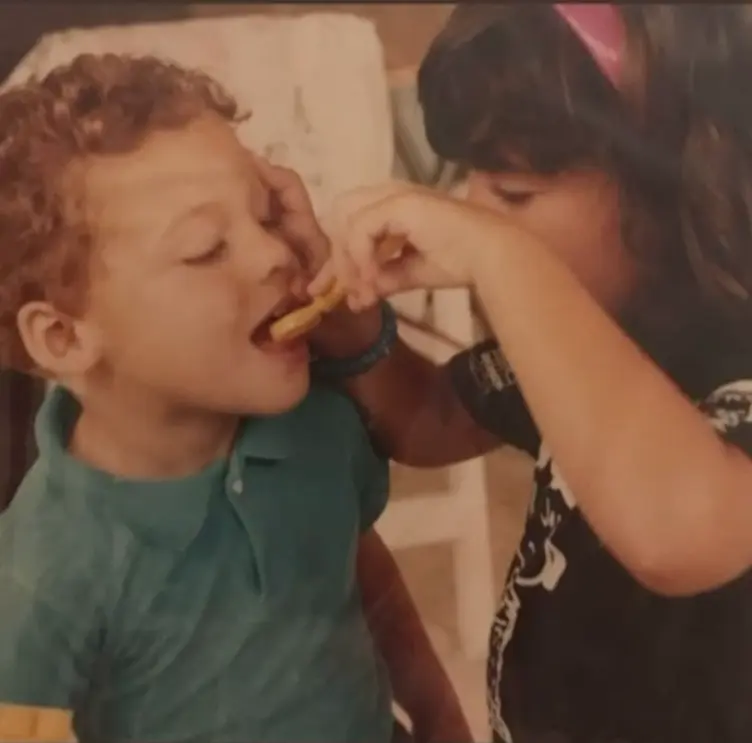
top-left (311, 308), bottom-right (503, 467)
top-left (318, 182), bottom-right (752, 596)
top-left (471, 231), bottom-right (752, 595)
top-left (356, 530), bottom-right (472, 743)
top-left (252, 158), bottom-right (503, 469)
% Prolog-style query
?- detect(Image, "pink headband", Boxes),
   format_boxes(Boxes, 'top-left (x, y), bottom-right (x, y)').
top-left (553, 4), bottom-right (625, 87)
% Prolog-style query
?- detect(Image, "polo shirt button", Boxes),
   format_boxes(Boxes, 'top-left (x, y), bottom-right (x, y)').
top-left (232, 480), bottom-right (243, 494)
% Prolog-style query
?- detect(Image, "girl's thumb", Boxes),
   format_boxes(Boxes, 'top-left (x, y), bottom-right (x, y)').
top-left (372, 252), bottom-right (425, 296)
top-left (307, 261), bottom-right (336, 297)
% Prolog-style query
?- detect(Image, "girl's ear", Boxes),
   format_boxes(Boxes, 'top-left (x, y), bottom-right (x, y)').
top-left (16, 301), bottom-right (103, 378)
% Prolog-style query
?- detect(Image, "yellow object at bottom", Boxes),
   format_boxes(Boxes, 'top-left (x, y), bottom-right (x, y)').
top-left (0, 704), bottom-right (73, 742)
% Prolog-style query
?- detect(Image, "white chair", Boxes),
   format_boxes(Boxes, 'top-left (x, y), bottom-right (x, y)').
top-left (382, 176), bottom-right (495, 659)
top-left (4, 13), bottom-right (393, 218)
top-left (8, 14), bottom-right (494, 660)
top-left (385, 287), bottom-right (495, 659)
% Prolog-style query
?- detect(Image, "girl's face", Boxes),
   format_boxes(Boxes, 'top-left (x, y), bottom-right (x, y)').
top-left (466, 169), bottom-right (640, 315)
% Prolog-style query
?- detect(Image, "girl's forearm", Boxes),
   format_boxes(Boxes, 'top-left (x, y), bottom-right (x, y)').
top-left (356, 531), bottom-right (467, 736)
top-left (312, 307), bottom-right (500, 467)
top-left (471, 233), bottom-right (752, 594)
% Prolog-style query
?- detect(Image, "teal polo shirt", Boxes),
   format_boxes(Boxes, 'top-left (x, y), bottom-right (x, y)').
top-left (0, 385), bottom-right (393, 743)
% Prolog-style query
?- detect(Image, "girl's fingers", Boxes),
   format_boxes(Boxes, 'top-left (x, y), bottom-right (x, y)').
top-left (249, 151), bottom-right (316, 217)
top-left (310, 183), bottom-right (429, 304)
top-left (341, 194), bottom-right (414, 282)
top-left (317, 196), bottom-right (386, 296)
top-left (308, 261), bottom-right (336, 296)
top-left (336, 244), bottom-right (379, 311)
top-left (343, 254), bottom-right (424, 309)
top-left (290, 273), bottom-right (309, 302)
top-left (249, 151), bottom-right (291, 192)
top-left (373, 254), bottom-right (424, 295)
top-left (308, 248), bottom-right (362, 298)
top-left (308, 247), bottom-right (415, 307)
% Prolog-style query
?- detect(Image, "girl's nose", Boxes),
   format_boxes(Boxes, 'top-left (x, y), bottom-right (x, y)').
top-left (466, 172), bottom-right (492, 206)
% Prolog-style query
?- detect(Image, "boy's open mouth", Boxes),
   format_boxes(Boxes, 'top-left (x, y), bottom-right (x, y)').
top-left (250, 295), bottom-right (308, 348)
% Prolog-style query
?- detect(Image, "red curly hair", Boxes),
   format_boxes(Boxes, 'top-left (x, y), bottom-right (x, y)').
top-left (0, 53), bottom-right (244, 373)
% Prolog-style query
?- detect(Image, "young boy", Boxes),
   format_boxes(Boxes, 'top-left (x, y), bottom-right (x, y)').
top-left (0, 54), bottom-right (469, 743)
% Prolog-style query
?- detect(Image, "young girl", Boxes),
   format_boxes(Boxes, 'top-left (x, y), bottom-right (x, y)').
top-left (278, 4), bottom-right (752, 743)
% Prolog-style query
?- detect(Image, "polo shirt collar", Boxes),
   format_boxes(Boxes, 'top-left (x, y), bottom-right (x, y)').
top-left (234, 411), bottom-right (294, 462)
top-left (35, 387), bottom-right (296, 550)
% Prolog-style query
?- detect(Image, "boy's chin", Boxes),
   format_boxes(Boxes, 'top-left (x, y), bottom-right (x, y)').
top-left (234, 373), bottom-right (311, 417)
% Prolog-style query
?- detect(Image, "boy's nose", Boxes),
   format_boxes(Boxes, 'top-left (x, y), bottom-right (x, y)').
top-left (243, 231), bottom-right (301, 285)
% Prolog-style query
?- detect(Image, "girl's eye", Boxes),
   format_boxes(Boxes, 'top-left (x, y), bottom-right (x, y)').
top-left (184, 239), bottom-right (229, 266)
top-left (492, 188), bottom-right (535, 207)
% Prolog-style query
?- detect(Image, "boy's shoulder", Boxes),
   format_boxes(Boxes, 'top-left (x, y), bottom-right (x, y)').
top-left (273, 384), bottom-right (388, 532)
top-left (278, 382), bottom-right (373, 449)
top-left (0, 460), bottom-right (118, 711)
top-left (0, 459), bottom-right (124, 618)
top-left (297, 382), bottom-right (365, 421)
top-left (241, 380), bottom-right (387, 489)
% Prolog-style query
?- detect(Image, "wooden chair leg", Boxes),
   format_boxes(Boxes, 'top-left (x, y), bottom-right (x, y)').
top-left (0, 372), bottom-right (43, 511)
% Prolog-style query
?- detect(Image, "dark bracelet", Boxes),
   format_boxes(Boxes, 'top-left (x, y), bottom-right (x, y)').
top-left (310, 301), bottom-right (398, 379)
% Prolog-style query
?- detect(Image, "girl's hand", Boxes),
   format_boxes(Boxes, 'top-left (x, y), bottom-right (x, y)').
top-left (310, 181), bottom-right (505, 310)
top-left (250, 152), bottom-right (330, 282)
top-left (251, 153), bottom-right (384, 354)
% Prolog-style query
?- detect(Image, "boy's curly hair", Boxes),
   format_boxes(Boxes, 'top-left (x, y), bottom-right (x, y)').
top-left (0, 53), bottom-right (244, 373)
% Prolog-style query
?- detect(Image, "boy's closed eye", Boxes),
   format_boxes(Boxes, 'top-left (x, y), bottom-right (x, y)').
top-left (183, 238), bottom-right (230, 266)
top-left (164, 202), bottom-right (231, 266)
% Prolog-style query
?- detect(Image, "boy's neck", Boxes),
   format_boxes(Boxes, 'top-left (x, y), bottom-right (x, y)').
top-left (69, 385), bottom-right (239, 481)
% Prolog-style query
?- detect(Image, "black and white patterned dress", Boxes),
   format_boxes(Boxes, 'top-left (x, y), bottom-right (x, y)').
top-left (450, 339), bottom-right (752, 743)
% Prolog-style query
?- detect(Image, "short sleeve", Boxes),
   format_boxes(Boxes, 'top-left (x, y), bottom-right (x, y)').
top-left (0, 570), bottom-right (91, 709)
top-left (448, 339), bottom-right (540, 456)
top-left (0, 498), bottom-right (99, 712)
top-left (699, 379), bottom-right (752, 454)
top-left (351, 419), bottom-right (390, 533)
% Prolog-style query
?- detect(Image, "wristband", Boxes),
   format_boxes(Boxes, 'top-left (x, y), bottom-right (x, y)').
top-left (311, 301), bottom-right (398, 379)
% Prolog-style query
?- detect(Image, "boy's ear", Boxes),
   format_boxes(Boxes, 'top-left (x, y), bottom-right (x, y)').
top-left (16, 301), bottom-right (102, 376)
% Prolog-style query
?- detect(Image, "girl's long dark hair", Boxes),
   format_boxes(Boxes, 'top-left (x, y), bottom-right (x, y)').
top-left (418, 4), bottom-right (752, 382)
